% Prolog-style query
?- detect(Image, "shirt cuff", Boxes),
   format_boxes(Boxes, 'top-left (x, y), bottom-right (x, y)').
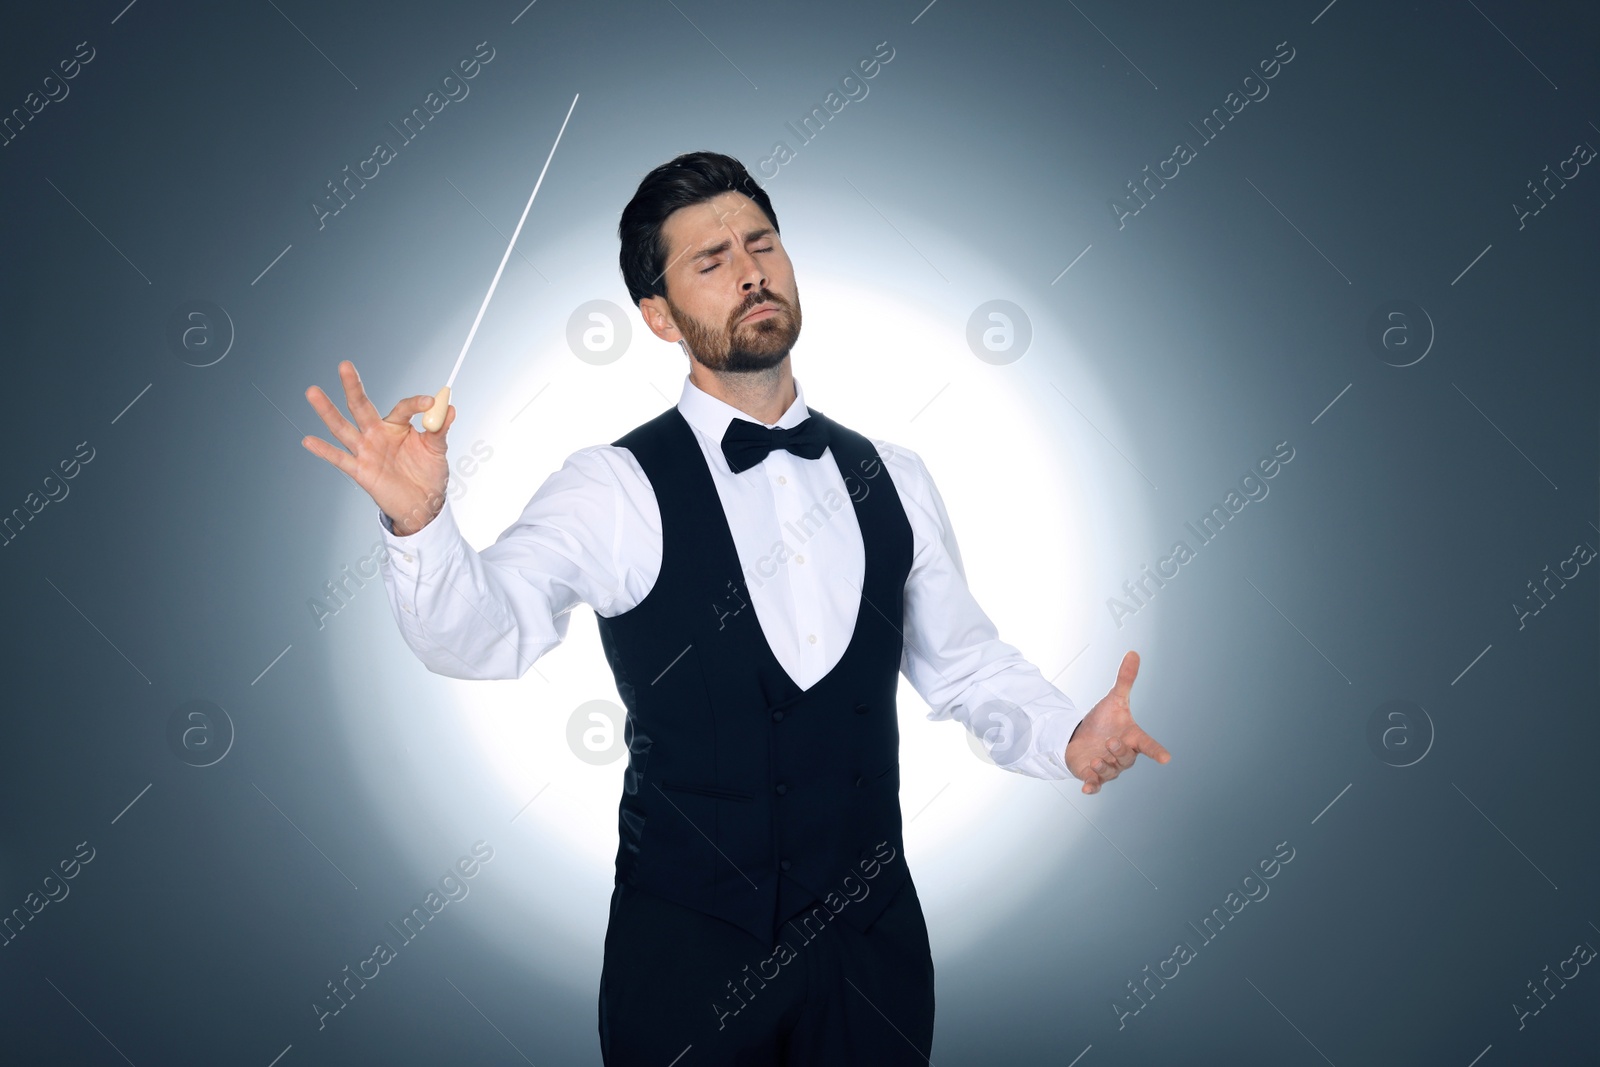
top-left (1029, 703), bottom-right (1086, 780)
top-left (377, 498), bottom-right (463, 580)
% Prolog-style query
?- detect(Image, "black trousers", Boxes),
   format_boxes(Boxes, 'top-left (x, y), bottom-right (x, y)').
top-left (598, 873), bottom-right (936, 1065)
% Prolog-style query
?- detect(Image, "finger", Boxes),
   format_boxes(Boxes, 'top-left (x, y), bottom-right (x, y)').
top-left (382, 394), bottom-right (440, 427)
top-left (301, 434), bottom-right (356, 477)
top-left (304, 384), bottom-right (361, 451)
top-left (339, 360), bottom-right (385, 430)
top-left (1073, 758), bottom-right (1102, 793)
top-left (1105, 737), bottom-right (1137, 770)
top-left (420, 404), bottom-right (456, 456)
top-left (1089, 756), bottom-right (1120, 784)
top-left (1130, 726), bottom-right (1172, 764)
top-left (1112, 650), bottom-right (1140, 699)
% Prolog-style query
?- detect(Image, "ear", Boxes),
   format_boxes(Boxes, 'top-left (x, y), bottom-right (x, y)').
top-left (640, 295), bottom-right (680, 344)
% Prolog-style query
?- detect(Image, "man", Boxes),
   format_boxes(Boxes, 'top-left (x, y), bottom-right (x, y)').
top-left (302, 150), bottom-right (1170, 1065)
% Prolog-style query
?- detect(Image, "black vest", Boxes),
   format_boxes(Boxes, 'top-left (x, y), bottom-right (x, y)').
top-left (594, 405), bottom-right (914, 949)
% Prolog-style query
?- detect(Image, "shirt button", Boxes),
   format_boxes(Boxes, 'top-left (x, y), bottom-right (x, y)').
top-left (403, 604), bottom-right (413, 613)
top-left (807, 634), bottom-right (817, 645)
top-left (403, 554), bottom-right (414, 563)
top-left (775, 782), bottom-right (787, 795)
top-left (795, 554), bottom-right (804, 563)
top-left (777, 475), bottom-right (787, 485)
top-left (771, 709), bottom-right (784, 722)
top-left (780, 859), bottom-right (792, 871)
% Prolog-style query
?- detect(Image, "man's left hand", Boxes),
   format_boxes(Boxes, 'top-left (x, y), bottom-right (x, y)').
top-left (1065, 650), bottom-right (1170, 795)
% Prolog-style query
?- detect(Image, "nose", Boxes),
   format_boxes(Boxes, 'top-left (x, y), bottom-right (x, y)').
top-left (733, 242), bottom-right (768, 293)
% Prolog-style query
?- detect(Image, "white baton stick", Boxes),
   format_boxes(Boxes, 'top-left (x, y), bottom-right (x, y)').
top-left (421, 91), bottom-right (579, 432)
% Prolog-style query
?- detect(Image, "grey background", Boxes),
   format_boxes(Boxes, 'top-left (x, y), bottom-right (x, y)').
top-left (1, 0), bottom-right (1596, 1064)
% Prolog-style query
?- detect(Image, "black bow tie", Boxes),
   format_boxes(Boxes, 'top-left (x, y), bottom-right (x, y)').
top-left (720, 414), bottom-right (830, 474)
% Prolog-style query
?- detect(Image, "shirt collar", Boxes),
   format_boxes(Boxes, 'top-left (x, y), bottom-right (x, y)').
top-left (677, 373), bottom-right (812, 471)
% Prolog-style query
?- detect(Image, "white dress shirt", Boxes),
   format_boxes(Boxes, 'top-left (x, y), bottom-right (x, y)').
top-left (375, 374), bottom-right (1084, 780)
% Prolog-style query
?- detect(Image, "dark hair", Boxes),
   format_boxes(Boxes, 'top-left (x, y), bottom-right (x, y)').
top-left (618, 151), bottom-right (779, 307)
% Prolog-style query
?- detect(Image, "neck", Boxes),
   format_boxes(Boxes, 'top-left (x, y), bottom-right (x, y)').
top-left (688, 356), bottom-right (796, 425)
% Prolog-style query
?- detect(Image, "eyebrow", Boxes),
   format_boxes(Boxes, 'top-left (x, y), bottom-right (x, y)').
top-left (689, 226), bottom-right (774, 263)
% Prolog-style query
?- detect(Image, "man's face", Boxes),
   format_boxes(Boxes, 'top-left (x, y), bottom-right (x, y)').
top-left (641, 191), bottom-right (802, 373)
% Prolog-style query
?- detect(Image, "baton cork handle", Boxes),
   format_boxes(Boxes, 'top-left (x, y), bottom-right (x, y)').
top-left (421, 385), bottom-right (451, 433)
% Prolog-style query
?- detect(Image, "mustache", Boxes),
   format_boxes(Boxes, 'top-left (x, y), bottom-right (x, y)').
top-left (734, 291), bottom-right (788, 322)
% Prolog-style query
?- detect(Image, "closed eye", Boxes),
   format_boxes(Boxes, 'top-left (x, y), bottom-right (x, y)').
top-left (699, 245), bottom-right (774, 274)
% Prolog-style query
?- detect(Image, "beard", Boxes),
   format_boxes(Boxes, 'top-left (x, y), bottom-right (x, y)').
top-left (668, 287), bottom-right (802, 373)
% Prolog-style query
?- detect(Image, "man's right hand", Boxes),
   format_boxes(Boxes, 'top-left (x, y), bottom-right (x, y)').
top-left (302, 360), bottom-right (456, 536)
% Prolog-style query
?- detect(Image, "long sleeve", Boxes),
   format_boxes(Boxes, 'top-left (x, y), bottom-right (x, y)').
top-left (374, 445), bottom-right (655, 680)
top-left (889, 444), bottom-right (1086, 781)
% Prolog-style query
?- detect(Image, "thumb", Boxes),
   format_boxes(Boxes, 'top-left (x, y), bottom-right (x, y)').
top-left (1112, 650), bottom-right (1140, 697)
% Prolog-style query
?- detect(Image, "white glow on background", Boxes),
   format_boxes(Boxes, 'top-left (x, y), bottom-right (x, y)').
top-left (330, 217), bottom-right (1157, 989)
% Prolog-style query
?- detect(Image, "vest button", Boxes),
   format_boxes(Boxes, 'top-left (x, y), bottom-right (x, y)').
top-left (854, 775), bottom-right (864, 787)
top-left (780, 859), bottom-right (792, 871)
top-left (853, 703), bottom-right (869, 715)
top-left (775, 782), bottom-right (787, 795)
top-left (771, 709), bottom-right (784, 722)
